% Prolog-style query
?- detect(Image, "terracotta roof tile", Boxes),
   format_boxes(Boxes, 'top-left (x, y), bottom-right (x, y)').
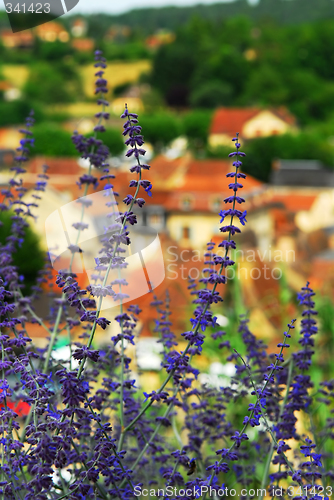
top-left (210, 107), bottom-right (260, 136)
top-left (210, 107), bottom-right (296, 137)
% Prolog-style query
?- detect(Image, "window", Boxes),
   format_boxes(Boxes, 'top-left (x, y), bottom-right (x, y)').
top-left (181, 196), bottom-right (194, 211)
top-left (210, 197), bottom-right (221, 212)
top-left (182, 227), bottom-right (190, 239)
top-left (148, 213), bottom-right (164, 230)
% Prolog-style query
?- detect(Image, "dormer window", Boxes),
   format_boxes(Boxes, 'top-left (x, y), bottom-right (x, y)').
top-left (210, 197), bottom-right (221, 212)
top-left (181, 195), bottom-right (194, 211)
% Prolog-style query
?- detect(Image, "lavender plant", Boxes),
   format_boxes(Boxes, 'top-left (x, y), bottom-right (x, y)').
top-left (0, 50), bottom-right (333, 500)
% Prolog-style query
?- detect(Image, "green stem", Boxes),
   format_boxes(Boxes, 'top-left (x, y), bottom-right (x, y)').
top-left (201, 322), bottom-right (295, 500)
top-left (259, 357), bottom-right (294, 499)
top-left (43, 303), bottom-right (63, 373)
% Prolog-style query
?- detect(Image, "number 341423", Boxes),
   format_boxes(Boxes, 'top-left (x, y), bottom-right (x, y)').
top-left (5, 3), bottom-right (51, 13)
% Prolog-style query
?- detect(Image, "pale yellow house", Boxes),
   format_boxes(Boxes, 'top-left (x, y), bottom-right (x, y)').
top-left (209, 107), bottom-right (298, 147)
top-left (146, 155), bottom-right (264, 251)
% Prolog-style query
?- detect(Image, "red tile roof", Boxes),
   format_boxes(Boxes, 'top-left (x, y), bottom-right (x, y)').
top-left (115, 156), bottom-right (263, 213)
top-left (180, 158), bottom-right (262, 193)
top-left (251, 192), bottom-right (317, 213)
top-left (210, 107), bottom-right (260, 136)
top-left (210, 107), bottom-right (296, 136)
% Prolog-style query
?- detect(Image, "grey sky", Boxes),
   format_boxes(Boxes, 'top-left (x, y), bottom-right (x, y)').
top-left (69, 0), bottom-right (235, 15)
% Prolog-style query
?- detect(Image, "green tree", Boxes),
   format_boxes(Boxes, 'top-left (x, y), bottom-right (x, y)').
top-left (139, 113), bottom-right (182, 150)
top-left (36, 41), bottom-right (74, 61)
top-left (95, 128), bottom-right (124, 157)
top-left (150, 39), bottom-right (197, 106)
top-left (32, 124), bottom-right (77, 157)
top-left (284, 70), bottom-right (334, 124)
top-left (0, 211), bottom-right (45, 294)
top-left (241, 64), bottom-right (288, 106)
top-left (24, 62), bottom-right (82, 104)
top-left (0, 100), bottom-right (45, 127)
top-left (182, 110), bottom-right (212, 150)
top-left (243, 132), bottom-right (334, 182)
top-left (189, 80), bottom-right (233, 109)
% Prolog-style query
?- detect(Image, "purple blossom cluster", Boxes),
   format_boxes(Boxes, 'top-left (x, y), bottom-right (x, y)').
top-left (0, 50), bottom-right (333, 500)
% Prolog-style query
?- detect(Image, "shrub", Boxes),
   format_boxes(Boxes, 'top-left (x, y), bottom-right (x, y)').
top-left (32, 124), bottom-right (77, 157)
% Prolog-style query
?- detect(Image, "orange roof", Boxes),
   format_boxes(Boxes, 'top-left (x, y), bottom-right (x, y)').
top-left (1, 29), bottom-right (34, 46)
top-left (210, 107), bottom-right (261, 136)
top-left (36, 21), bottom-right (66, 34)
top-left (113, 156), bottom-right (263, 213)
top-left (30, 157), bottom-right (83, 176)
top-left (1, 29), bottom-right (33, 40)
top-left (179, 158), bottom-right (262, 193)
top-left (149, 155), bottom-right (184, 182)
top-left (258, 193), bottom-right (317, 213)
top-left (0, 81), bottom-right (12, 91)
top-left (71, 38), bottom-right (94, 52)
top-left (210, 107), bottom-right (296, 136)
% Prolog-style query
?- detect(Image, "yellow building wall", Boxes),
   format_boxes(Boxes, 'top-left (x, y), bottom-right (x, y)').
top-left (208, 110), bottom-right (297, 148)
top-left (208, 133), bottom-right (232, 148)
top-left (242, 110), bottom-right (295, 138)
top-left (167, 213), bottom-right (221, 250)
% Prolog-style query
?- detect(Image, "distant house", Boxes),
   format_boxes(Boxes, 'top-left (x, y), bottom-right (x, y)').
top-left (1, 29), bottom-right (34, 48)
top-left (0, 128), bottom-right (21, 150)
top-left (0, 149), bottom-right (15, 167)
top-left (208, 107), bottom-right (297, 147)
top-left (35, 22), bottom-right (69, 43)
top-left (270, 159), bottom-right (334, 187)
top-left (127, 155), bottom-right (264, 250)
top-left (145, 31), bottom-right (175, 50)
top-left (71, 38), bottom-right (95, 52)
top-left (71, 18), bottom-right (87, 38)
top-left (104, 25), bottom-right (131, 42)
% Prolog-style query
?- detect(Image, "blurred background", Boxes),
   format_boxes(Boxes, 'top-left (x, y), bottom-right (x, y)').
top-left (0, 0), bottom-right (333, 385)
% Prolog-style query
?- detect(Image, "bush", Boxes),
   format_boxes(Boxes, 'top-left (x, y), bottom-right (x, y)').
top-left (189, 80), bottom-right (234, 108)
top-left (0, 100), bottom-right (45, 127)
top-left (24, 62), bottom-right (82, 104)
top-left (241, 133), bottom-right (334, 182)
top-left (0, 210), bottom-right (44, 294)
top-left (182, 109), bottom-right (212, 149)
top-left (139, 113), bottom-right (182, 150)
top-left (95, 128), bottom-right (125, 156)
top-left (32, 124), bottom-right (77, 157)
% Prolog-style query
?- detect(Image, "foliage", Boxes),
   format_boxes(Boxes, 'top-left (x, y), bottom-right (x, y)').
top-left (0, 210), bottom-right (44, 294)
top-left (0, 99), bottom-right (45, 126)
top-left (149, 14), bottom-right (334, 124)
top-left (139, 113), bottom-right (182, 149)
top-left (94, 128), bottom-right (125, 157)
top-left (242, 133), bottom-right (334, 182)
top-left (150, 38), bottom-right (197, 106)
top-left (102, 41), bottom-right (151, 61)
top-left (24, 61), bottom-right (83, 104)
top-left (79, 0), bottom-right (334, 36)
top-left (182, 110), bottom-right (212, 150)
top-left (189, 80), bottom-right (233, 109)
top-left (32, 124), bottom-right (77, 157)
top-left (33, 40), bottom-right (74, 61)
